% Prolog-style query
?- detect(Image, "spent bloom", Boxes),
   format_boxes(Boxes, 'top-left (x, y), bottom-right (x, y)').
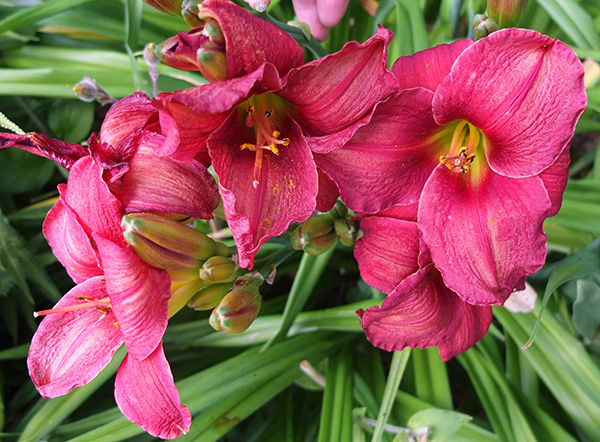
top-left (317, 28), bottom-right (586, 306)
top-left (153, 0), bottom-right (397, 268)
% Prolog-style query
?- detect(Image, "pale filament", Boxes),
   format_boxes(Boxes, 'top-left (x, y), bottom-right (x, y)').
top-left (34, 296), bottom-right (111, 318)
top-left (240, 96), bottom-right (290, 188)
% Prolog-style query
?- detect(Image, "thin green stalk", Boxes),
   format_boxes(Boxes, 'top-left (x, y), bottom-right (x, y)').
top-left (371, 349), bottom-right (411, 442)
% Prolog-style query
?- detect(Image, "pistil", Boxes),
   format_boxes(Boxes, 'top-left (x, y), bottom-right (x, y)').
top-left (439, 121), bottom-right (480, 174)
top-left (240, 95), bottom-right (290, 188)
top-left (33, 296), bottom-right (112, 318)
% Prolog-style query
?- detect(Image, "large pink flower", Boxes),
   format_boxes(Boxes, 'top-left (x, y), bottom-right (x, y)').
top-left (0, 93), bottom-right (217, 438)
top-left (354, 205), bottom-right (492, 361)
top-left (317, 28), bottom-right (586, 305)
top-left (154, 24), bottom-right (397, 268)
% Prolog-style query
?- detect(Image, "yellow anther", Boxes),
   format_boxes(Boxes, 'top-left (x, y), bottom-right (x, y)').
top-left (459, 146), bottom-right (468, 157)
top-left (247, 105), bottom-right (255, 113)
top-left (282, 138), bottom-right (290, 147)
top-left (272, 131), bottom-right (281, 137)
top-left (439, 155), bottom-right (447, 163)
top-left (241, 143), bottom-right (256, 151)
top-left (270, 144), bottom-right (280, 155)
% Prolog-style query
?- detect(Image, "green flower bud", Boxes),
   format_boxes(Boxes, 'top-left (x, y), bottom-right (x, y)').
top-left (123, 213), bottom-right (221, 262)
top-left (123, 229), bottom-right (200, 270)
top-left (328, 200), bottom-right (348, 219)
top-left (290, 214), bottom-right (337, 255)
top-left (188, 283), bottom-right (231, 310)
top-left (199, 256), bottom-right (238, 282)
top-left (143, 0), bottom-right (183, 15)
top-left (334, 218), bottom-right (362, 247)
top-left (487, 0), bottom-right (527, 28)
top-left (197, 47), bottom-right (227, 82)
top-left (472, 14), bottom-right (500, 40)
top-left (182, 0), bottom-right (204, 27)
top-left (209, 285), bottom-right (261, 333)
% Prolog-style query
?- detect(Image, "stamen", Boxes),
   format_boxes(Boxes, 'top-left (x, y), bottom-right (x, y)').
top-left (439, 122), bottom-right (480, 174)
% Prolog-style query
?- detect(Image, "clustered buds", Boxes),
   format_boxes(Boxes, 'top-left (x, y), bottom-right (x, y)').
top-left (290, 201), bottom-right (362, 255)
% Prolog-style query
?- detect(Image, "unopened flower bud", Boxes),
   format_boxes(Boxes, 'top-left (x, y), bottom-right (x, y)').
top-left (199, 255), bottom-right (238, 282)
top-left (291, 214), bottom-right (337, 255)
top-left (143, 0), bottom-right (183, 15)
top-left (182, 0), bottom-right (204, 27)
top-left (472, 14), bottom-right (500, 40)
top-left (197, 47), bottom-right (227, 82)
top-left (122, 213), bottom-right (222, 269)
top-left (244, 0), bottom-right (269, 12)
top-left (334, 218), bottom-right (362, 247)
top-left (328, 200), bottom-right (348, 219)
top-left (209, 285), bottom-right (261, 333)
top-left (487, 0), bottom-right (527, 28)
top-left (188, 283), bottom-right (230, 310)
top-left (73, 77), bottom-right (116, 105)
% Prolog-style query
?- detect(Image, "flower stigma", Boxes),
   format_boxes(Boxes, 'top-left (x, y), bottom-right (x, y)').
top-left (438, 121), bottom-right (481, 174)
top-left (240, 94), bottom-right (290, 188)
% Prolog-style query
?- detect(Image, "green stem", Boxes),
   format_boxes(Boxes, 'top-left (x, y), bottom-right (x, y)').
top-left (371, 349), bottom-right (411, 442)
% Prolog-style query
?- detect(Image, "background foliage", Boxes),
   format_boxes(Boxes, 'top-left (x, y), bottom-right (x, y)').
top-left (0, 0), bottom-right (599, 440)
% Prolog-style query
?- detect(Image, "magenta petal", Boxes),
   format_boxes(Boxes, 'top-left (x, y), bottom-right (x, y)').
top-left (63, 156), bottom-right (127, 247)
top-left (27, 277), bottom-right (123, 398)
top-left (419, 164), bottom-right (551, 305)
top-left (539, 148), bottom-right (570, 218)
top-left (99, 92), bottom-right (156, 159)
top-left (43, 186), bottom-right (102, 283)
top-left (315, 168), bottom-right (339, 213)
top-left (279, 28), bottom-right (398, 154)
top-left (202, 0), bottom-right (304, 78)
top-left (153, 65), bottom-right (282, 161)
top-left (358, 265), bottom-right (466, 354)
top-left (437, 304), bottom-right (492, 361)
top-left (392, 39), bottom-right (472, 92)
top-left (314, 89), bottom-right (439, 212)
top-left (433, 28), bottom-right (586, 178)
top-left (354, 215), bottom-right (420, 294)
top-left (209, 113), bottom-right (318, 268)
top-left (292, 0), bottom-right (330, 41)
top-left (121, 142), bottom-right (219, 218)
top-left (115, 343), bottom-right (191, 439)
top-left (0, 132), bottom-right (88, 170)
top-left (94, 236), bottom-right (170, 360)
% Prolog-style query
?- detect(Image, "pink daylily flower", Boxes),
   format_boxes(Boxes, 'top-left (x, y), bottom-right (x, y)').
top-left (154, 24), bottom-right (397, 268)
top-left (354, 205), bottom-right (492, 361)
top-left (29, 157), bottom-right (191, 438)
top-left (317, 28), bottom-right (586, 305)
top-left (0, 92), bottom-right (217, 438)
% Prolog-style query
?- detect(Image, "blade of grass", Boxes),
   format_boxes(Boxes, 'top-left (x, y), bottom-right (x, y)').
top-left (371, 349), bottom-right (411, 442)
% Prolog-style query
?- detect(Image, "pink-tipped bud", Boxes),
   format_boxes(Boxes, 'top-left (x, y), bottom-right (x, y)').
top-left (472, 14), bottom-right (500, 40)
top-left (199, 256), bottom-right (238, 283)
top-left (290, 214), bottom-right (337, 255)
top-left (334, 218), bottom-right (362, 247)
top-left (122, 213), bottom-right (222, 269)
top-left (188, 283), bottom-right (231, 310)
top-left (143, 0), bottom-right (183, 15)
top-left (197, 47), bottom-right (227, 82)
top-left (487, 0), bottom-right (527, 28)
top-left (182, 0), bottom-right (204, 27)
top-left (73, 77), bottom-right (116, 105)
top-left (209, 286), bottom-right (261, 333)
top-left (156, 29), bottom-right (207, 71)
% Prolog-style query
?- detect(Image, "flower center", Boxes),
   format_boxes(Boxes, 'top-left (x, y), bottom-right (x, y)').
top-left (240, 94), bottom-right (290, 189)
top-left (438, 121), bottom-right (481, 174)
